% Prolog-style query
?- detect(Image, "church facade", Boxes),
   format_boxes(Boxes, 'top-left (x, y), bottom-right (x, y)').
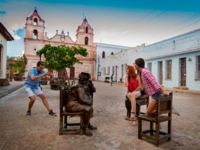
top-left (24, 9), bottom-right (96, 79)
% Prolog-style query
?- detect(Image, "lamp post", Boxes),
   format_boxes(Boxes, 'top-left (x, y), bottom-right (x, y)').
top-left (36, 51), bottom-right (41, 61)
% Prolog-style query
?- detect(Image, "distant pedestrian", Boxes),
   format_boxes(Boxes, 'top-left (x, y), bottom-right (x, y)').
top-left (110, 74), bottom-right (114, 86)
top-left (24, 61), bottom-right (56, 116)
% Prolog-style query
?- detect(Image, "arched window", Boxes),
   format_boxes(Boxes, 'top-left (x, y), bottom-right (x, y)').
top-left (86, 27), bottom-right (88, 33)
top-left (33, 18), bottom-right (38, 25)
top-left (33, 30), bottom-right (38, 39)
top-left (102, 51), bottom-right (105, 58)
top-left (85, 37), bottom-right (88, 45)
top-left (111, 52), bottom-right (114, 55)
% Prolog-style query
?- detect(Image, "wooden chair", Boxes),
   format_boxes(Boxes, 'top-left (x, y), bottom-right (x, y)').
top-left (138, 92), bottom-right (173, 146)
top-left (136, 94), bottom-right (149, 117)
top-left (59, 88), bottom-right (83, 135)
top-left (125, 94), bottom-right (149, 120)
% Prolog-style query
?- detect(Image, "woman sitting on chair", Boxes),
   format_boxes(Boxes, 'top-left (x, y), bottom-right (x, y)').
top-left (125, 65), bottom-right (141, 127)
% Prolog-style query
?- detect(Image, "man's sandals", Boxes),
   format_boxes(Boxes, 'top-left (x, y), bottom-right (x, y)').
top-left (130, 112), bottom-right (137, 127)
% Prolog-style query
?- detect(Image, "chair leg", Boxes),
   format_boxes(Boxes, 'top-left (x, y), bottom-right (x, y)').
top-left (168, 120), bottom-right (171, 141)
top-left (137, 105), bottom-right (140, 117)
top-left (59, 115), bottom-right (63, 135)
top-left (138, 118), bottom-right (142, 139)
top-left (155, 123), bottom-right (160, 146)
top-left (79, 115), bottom-right (83, 135)
top-left (64, 116), bottom-right (67, 128)
top-left (150, 122), bottom-right (153, 136)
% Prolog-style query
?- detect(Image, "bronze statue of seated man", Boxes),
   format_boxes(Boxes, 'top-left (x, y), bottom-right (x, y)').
top-left (65, 72), bottom-right (97, 136)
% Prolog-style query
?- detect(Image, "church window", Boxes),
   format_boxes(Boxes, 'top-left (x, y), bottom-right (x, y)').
top-left (33, 18), bottom-right (38, 25)
top-left (85, 37), bottom-right (88, 45)
top-left (86, 27), bottom-right (88, 33)
top-left (102, 51), bottom-right (105, 58)
top-left (33, 30), bottom-right (38, 39)
top-left (33, 47), bottom-right (37, 52)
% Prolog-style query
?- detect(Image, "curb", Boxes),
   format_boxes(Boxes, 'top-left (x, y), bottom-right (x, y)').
top-left (0, 85), bottom-right (23, 98)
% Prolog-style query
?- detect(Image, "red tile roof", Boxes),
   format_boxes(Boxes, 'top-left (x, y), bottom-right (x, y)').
top-left (29, 9), bottom-right (43, 22)
top-left (0, 22), bottom-right (14, 41)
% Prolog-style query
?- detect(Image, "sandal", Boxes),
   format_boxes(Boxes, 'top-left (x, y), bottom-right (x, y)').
top-left (130, 112), bottom-right (135, 121)
top-left (131, 120), bottom-right (137, 127)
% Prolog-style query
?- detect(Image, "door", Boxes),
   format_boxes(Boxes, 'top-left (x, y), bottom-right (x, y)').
top-left (121, 64), bottom-right (123, 81)
top-left (70, 67), bottom-right (75, 79)
top-left (0, 45), bottom-right (2, 76)
top-left (158, 61), bottom-right (163, 85)
top-left (180, 58), bottom-right (186, 86)
top-left (115, 66), bottom-right (118, 81)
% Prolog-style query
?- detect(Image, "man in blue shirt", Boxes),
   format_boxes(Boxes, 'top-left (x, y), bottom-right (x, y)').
top-left (24, 61), bottom-right (56, 116)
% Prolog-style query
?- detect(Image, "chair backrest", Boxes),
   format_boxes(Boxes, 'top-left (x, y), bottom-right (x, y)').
top-left (155, 92), bottom-right (173, 121)
top-left (59, 88), bottom-right (69, 113)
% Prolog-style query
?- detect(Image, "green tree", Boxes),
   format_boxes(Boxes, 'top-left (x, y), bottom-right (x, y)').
top-left (39, 44), bottom-right (88, 76)
top-left (12, 55), bottom-right (27, 77)
top-left (7, 56), bottom-right (15, 60)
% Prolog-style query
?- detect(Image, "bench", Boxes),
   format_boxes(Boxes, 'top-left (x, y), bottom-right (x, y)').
top-left (40, 77), bottom-right (48, 85)
top-left (59, 87), bottom-right (83, 135)
top-left (50, 77), bottom-right (66, 90)
top-left (104, 77), bottom-right (110, 83)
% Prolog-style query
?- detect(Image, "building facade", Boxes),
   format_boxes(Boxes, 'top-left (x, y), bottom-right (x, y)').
top-left (96, 43), bottom-right (130, 80)
top-left (102, 30), bottom-right (200, 91)
top-left (24, 9), bottom-right (96, 79)
top-left (0, 22), bottom-right (14, 85)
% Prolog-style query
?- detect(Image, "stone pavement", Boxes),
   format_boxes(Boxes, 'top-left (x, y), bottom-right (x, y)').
top-left (0, 81), bottom-right (200, 150)
top-left (0, 81), bottom-right (23, 98)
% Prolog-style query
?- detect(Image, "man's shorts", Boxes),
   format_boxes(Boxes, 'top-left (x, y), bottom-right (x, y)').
top-left (152, 90), bottom-right (162, 100)
top-left (25, 87), bottom-right (43, 97)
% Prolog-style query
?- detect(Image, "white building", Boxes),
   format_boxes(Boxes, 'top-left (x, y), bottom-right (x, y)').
top-left (96, 43), bottom-right (130, 80)
top-left (102, 29), bottom-right (200, 91)
top-left (0, 22), bottom-right (14, 85)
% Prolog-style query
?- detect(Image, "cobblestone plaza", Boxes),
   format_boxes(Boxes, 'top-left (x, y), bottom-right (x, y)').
top-left (0, 81), bottom-right (200, 150)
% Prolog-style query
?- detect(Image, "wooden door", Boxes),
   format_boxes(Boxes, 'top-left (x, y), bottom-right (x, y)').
top-left (180, 58), bottom-right (186, 86)
top-left (0, 45), bottom-right (1, 76)
top-left (121, 64), bottom-right (123, 80)
top-left (115, 66), bottom-right (117, 81)
top-left (70, 67), bottom-right (75, 79)
top-left (158, 61), bottom-right (163, 85)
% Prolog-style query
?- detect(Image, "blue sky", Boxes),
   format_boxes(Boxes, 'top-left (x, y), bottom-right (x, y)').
top-left (1, 0), bottom-right (200, 57)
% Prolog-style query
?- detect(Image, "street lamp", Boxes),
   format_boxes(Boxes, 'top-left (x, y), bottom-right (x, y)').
top-left (36, 51), bottom-right (41, 61)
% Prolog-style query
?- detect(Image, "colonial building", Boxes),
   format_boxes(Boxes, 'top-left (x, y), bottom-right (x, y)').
top-left (102, 29), bottom-right (200, 91)
top-left (96, 43), bottom-right (130, 80)
top-left (0, 22), bottom-right (14, 86)
top-left (24, 9), bottom-right (96, 79)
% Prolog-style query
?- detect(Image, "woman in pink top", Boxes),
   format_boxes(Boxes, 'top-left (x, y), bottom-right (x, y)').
top-left (134, 58), bottom-right (168, 115)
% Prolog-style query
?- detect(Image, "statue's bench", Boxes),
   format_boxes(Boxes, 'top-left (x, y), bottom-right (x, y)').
top-left (59, 87), bottom-right (83, 135)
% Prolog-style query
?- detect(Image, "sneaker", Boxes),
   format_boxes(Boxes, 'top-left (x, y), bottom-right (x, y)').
top-left (49, 109), bottom-right (57, 116)
top-left (26, 110), bottom-right (31, 116)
